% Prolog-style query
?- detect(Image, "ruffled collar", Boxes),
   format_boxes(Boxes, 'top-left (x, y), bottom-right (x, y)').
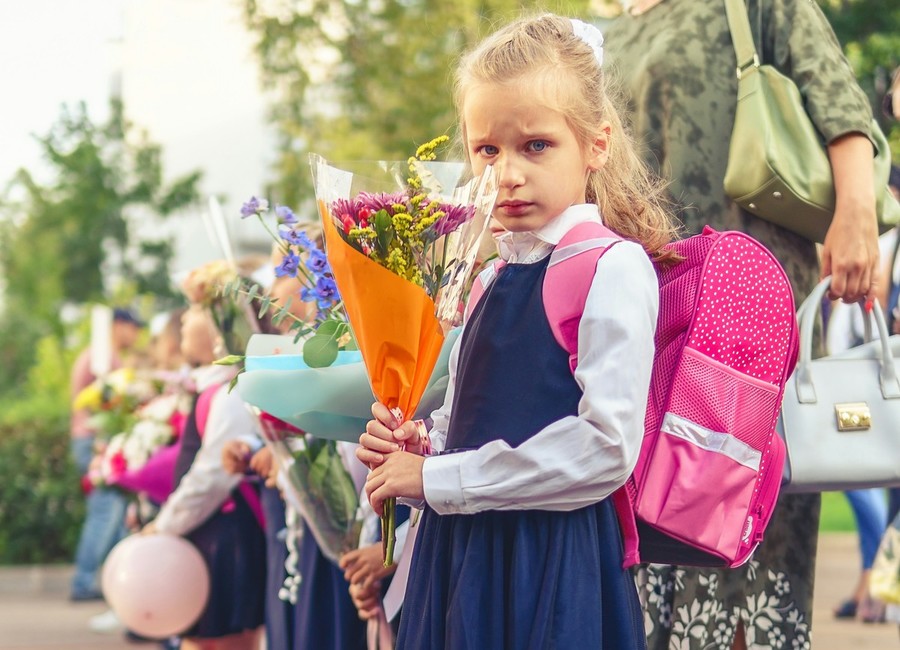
top-left (494, 204), bottom-right (603, 264)
top-left (190, 364), bottom-right (238, 392)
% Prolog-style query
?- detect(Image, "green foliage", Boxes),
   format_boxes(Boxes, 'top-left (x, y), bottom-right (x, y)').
top-left (0, 393), bottom-right (84, 564)
top-left (0, 99), bottom-right (202, 393)
top-left (242, 0), bottom-right (590, 206)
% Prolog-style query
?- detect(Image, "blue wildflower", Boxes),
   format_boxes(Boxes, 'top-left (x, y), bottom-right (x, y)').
top-left (275, 252), bottom-right (300, 278)
top-left (315, 276), bottom-right (339, 305)
top-left (275, 205), bottom-right (298, 225)
top-left (240, 196), bottom-right (268, 218)
top-left (306, 248), bottom-right (330, 274)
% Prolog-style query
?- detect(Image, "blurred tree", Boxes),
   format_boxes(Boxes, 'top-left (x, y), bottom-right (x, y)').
top-left (0, 99), bottom-right (201, 394)
top-left (242, 0), bottom-right (590, 208)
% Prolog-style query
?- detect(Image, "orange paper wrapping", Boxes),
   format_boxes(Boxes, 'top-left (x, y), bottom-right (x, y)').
top-left (319, 200), bottom-right (446, 423)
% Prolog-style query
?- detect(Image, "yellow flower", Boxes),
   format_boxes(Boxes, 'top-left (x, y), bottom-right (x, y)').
top-left (73, 384), bottom-right (103, 411)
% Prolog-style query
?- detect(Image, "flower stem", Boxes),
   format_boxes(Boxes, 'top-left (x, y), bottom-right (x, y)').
top-left (382, 496), bottom-right (396, 568)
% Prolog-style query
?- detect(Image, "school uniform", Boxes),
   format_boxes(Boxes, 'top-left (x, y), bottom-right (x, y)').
top-left (155, 365), bottom-right (266, 639)
top-left (397, 205), bottom-right (657, 649)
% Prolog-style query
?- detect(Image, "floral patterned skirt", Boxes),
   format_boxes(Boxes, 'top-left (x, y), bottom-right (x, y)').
top-left (636, 492), bottom-right (820, 650)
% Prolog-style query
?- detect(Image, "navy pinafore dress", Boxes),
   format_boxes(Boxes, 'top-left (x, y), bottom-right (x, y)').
top-left (396, 256), bottom-right (645, 649)
top-left (172, 391), bottom-right (267, 638)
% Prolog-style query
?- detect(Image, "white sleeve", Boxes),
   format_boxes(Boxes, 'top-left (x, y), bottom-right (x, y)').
top-left (420, 242), bottom-right (658, 514)
top-left (154, 390), bottom-right (256, 535)
top-left (423, 332), bottom-right (462, 455)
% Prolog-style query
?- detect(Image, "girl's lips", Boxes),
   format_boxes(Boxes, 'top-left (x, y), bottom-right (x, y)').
top-left (497, 201), bottom-right (532, 216)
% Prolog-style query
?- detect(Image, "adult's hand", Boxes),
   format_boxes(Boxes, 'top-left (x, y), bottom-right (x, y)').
top-left (821, 133), bottom-right (880, 304)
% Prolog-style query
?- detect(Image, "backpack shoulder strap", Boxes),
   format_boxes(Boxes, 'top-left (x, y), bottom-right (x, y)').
top-left (195, 384), bottom-right (222, 436)
top-left (465, 259), bottom-right (507, 322)
top-left (195, 382), bottom-right (267, 530)
top-left (543, 221), bottom-right (623, 372)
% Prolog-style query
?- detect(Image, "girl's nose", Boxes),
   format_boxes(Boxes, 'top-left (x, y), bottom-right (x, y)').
top-left (497, 157), bottom-right (525, 190)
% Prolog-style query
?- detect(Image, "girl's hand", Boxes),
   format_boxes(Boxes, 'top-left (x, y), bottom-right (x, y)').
top-left (249, 447), bottom-right (276, 486)
top-left (338, 544), bottom-right (396, 589)
top-left (141, 521), bottom-right (158, 536)
top-left (221, 440), bottom-right (251, 475)
top-left (349, 581), bottom-right (382, 620)
top-left (365, 451), bottom-right (425, 516)
top-left (357, 402), bottom-right (426, 468)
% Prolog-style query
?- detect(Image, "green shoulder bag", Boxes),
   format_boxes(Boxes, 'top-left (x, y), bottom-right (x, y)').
top-left (722, 0), bottom-right (899, 243)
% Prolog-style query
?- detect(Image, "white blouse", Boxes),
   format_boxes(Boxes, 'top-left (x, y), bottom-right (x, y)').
top-left (154, 364), bottom-right (259, 536)
top-left (420, 204), bottom-right (659, 515)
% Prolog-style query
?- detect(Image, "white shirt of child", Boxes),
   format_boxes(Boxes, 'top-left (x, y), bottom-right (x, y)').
top-left (421, 203), bottom-right (659, 515)
top-left (155, 364), bottom-right (259, 536)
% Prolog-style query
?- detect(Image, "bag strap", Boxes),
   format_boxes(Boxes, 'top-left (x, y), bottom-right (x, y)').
top-left (543, 221), bottom-right (622, 372)
top-left (465, 260), bottom-right (506, 322)
top-left (196, 382), bottom-right (267, 530)
top-left (723, 0), bottom-right (760, 78)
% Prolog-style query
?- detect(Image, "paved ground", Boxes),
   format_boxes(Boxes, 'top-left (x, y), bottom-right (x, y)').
top-left (0, 533), bottom-right (896, 649)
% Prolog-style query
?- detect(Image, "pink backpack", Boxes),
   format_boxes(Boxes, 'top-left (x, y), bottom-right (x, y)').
top-left (468, 222), bottom-right (798, 568)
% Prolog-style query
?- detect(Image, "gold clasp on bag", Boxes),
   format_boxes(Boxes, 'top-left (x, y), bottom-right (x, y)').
top-left (835, 403), bottom-right (871, 431)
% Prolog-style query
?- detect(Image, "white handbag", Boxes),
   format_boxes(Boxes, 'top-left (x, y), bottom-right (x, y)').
top-left (779, 276), bottom-right (900, 493)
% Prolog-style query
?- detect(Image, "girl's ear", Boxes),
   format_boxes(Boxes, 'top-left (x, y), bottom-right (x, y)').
top-left (586, 122), bottom-right (612, 172)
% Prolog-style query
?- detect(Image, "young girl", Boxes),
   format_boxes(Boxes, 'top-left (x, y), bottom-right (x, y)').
top-left (145, 295), bottom-right (267, 650)
top-left (358, 13), bottom-right (678, 649)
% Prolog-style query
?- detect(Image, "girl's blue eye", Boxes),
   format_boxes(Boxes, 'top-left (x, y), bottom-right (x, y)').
top-left (528, 140), bottom-right (548, 152)
top-left (480, 145), bottom-right (498, 156)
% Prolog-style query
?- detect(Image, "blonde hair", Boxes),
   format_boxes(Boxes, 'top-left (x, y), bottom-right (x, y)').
top-left (454, 13), bottom-right (680, 263)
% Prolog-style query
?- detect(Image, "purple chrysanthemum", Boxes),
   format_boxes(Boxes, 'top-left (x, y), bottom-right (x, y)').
top-left (331, 198), bottom-right (359, 222)
top-left (433, 203), bottom-right (475, 236)
top-left (356, 191), bottom-right (407, 215)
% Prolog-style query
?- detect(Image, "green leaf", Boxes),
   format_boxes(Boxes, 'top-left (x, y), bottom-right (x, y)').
top-left (258, 295), bottom-right (272, 319)
top-left (315, 319), bottom-right (344, 339)
top-left (303, 334), bottom-right (339, 368)
top-left (246, 284), bottom-right (260, 302)
top-left (226, 374), bottom-right (239, 393)
top-left (271, 305), bottom-right (289, 326)
top-left (213, 354), bottom-right (244, 366)
top-left (374, 209), bottom-right (393, 255)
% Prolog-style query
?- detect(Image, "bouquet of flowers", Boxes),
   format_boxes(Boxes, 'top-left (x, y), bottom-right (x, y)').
top-left (254, 410), bottom-right (362, 564)
top-left (233, 198), bottom-right (460, 564)
top-left (235, 197), bottom-right (353, 367)
top-left (182, 259), bottom-right (260, 358)
top-left (98, 387), bottom-right (194, 501)
top-left (310, 136), bottom-right (498, 565)
top-left (73, 368), bottom-right (163, 442)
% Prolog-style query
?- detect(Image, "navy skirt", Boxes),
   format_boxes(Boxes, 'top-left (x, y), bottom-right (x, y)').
top-left (397, 498), bottom-right (645, 649)
top-left (184, 490), bottom-right (267, 638)
top-left (293, 521), bottom-right (366, 650)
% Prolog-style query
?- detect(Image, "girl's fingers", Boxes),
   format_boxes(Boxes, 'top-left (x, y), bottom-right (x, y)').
top-left (365, 418), bottom-right (398, 443)
top-left (371, 402), bottom-right (399, 428)
top-left (355, 446), bottom-right (385, 466)
top-left (393, 421), bottom-right (420, 443)
top-left (350, 566), bottom-right (369, 585)
top-left (360, 430), bottom-right (400, 454)
top-left (338, 551), bottom-right (358, 570)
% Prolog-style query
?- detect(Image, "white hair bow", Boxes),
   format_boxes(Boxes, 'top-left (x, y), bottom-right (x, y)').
top-left (570, 18), bottom-right (604, 66)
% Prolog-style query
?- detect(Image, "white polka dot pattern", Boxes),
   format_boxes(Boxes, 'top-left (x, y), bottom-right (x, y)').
top-left (686, 236), bottom-right (796, 384)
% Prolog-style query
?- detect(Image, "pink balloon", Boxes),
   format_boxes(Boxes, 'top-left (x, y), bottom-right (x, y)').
top-left (101, 534), bottom-right (210, 639)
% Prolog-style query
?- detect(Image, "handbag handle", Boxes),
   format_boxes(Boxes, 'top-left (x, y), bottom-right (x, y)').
top-left (796, 276), bottom-right (900, 402)
top-left (723, 0), bottom-right (760, 78)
